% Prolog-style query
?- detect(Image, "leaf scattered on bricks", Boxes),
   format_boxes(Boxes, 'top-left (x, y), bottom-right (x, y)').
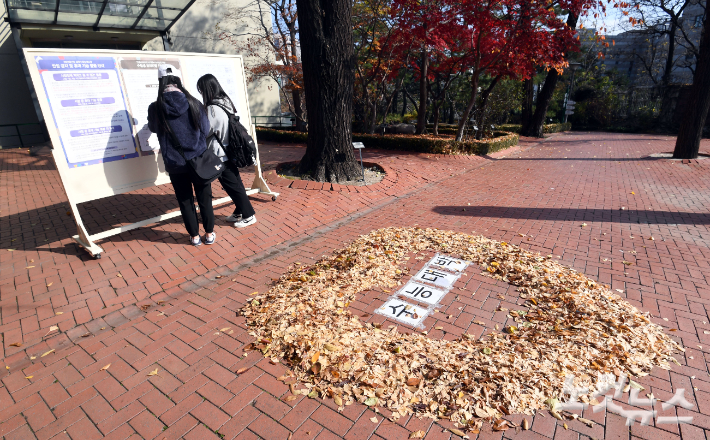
top-left (46, 282), bottom-right (53, 287)
top-left (522, 419), bottom-right (530, 430)
top-left (450, 428), bottom-right (469, 438)
top-left (139, 304), bottom-right (150, 311)
top-left (220, 327), bottom-right (231, 332)
top-left (55, 312), bottom-right (63, 315)
top-left (147, 368), bottom-right (160, 377)
top-left (156, 300), bottom-right (166, 305)
top-left (285, 395), bottom-right (298, 402)
top-left (26, 266), bottom-right (35, 269)
top-left (409, 431), bottom-right (425, 439)
top-left (370, 417), bottom-right (378, 424)
top-left (25, 376), bottom-right (33, 379)
top-left (5, 366), bottom-right (9, 370)
top-left (236, 367), bottom-right (251, 375)
top-left (43, 326), bottom-right (59, 337)
top-left (81, 333), bottom-right (91, 338)
top-left (116, 274), bottom-right (123, 278)
top-left (9, 342), bottom-right (21, 347)
top-left (101, 364), bottom-right (111, 371)
top-left (334, 395), bottom-right (343, 406)
top-left (41, 349), bottom-right (55, 357)
top-left (250, 291), bottom-right (259, 295)
top-left (29, 356), bottom-right (36, 360)
top-left (238, 227), bottom-right (681, 429)
top-left (215, 275), bottom-right (223, 279)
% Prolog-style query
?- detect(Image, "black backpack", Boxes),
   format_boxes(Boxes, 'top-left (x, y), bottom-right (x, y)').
top-left (211, 103), bottom-right (256, 168)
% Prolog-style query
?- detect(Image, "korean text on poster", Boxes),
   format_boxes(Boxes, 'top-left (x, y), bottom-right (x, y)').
top-left (36, 56), bottom-right (137, 168)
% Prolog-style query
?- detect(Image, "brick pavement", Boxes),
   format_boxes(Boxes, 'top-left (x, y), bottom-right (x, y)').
top-left (0, 132), bottom-right (709, 439)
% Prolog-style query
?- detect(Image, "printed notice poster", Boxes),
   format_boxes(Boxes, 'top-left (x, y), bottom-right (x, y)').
top-left (181, 57), bottom-right (246, 118)
top-left (36, 56), bottom-right (138, 167)
top-left (119, 58), bottom-right (179, 152)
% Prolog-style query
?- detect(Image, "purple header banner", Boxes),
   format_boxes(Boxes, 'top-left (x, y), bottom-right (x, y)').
top-left (61, 97), bottom-right (115, 107)
top-left (38, 57), bottom-right (115, 71)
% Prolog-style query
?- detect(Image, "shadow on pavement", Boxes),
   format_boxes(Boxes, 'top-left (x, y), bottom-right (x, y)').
top-left (432, 206), bottom-right (710, 225)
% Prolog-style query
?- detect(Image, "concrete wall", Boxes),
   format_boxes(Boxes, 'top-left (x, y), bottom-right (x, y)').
top-left (144, 0), bottom-right (281, 118)
top-left (0, 2), bottom-right (42, 130)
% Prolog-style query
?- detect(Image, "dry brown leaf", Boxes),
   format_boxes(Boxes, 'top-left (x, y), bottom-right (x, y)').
top-left (370, 417), bottom-right (378, 424)
top-left (25, 376), bottom-right (33, 379)
top-left (406, 377), bottom-right (420, 386)
top-left (236, 367), bottom-right (251, 375)
top-left (311, 351), bottom-right (320, 364)
top-left (100, 364), bottom-right (111, 371)
top-left (46, 282), bottom-right (53, 287)
top-left (409, 431), bottom-right (426, 439)
top-left (522, 418), bottom-right (530, 430)
top-left (147, 368), bottom-right (159, 377)
top-left (55, 312), bottom-right (63, 315)
top-left (334, 395), bottom-right (343, 406)
top-left (220, 327), bottom-right (231, 332)
top-left (9, 342), bottom-right (21, 347)
top-left (285, 395), bottom-right (298, 402)
top-left (41, 349), bottom-right (54, 357)
top-left (450, 428), bottom-right (469, 438)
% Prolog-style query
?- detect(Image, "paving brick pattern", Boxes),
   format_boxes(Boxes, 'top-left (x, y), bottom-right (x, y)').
top-left (0, 132), bottom-right (709, 439)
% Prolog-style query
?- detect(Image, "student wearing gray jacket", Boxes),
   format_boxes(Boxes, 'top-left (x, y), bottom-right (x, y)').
top-left (197, 74), bottom-right (256, 228)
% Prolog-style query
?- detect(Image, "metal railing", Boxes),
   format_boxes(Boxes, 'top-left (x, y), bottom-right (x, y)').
top-left (252, 115), bottom-right (295, 129)
top-left (0, 123), bottom-right (49, 149)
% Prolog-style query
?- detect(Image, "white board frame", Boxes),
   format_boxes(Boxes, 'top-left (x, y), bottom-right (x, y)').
top-left (23, 48), bottom-right (278, 258)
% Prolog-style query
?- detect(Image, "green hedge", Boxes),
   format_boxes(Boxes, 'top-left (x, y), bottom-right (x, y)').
top-left (497, 122), bottom-right (572, 134)
top-left (256, 127), bottom-right (519, 155)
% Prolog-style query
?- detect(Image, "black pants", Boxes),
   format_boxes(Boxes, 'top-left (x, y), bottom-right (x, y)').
top-left (218, 161), bottom-right (255, 218)
top-left (169, 172), bottom-right (215, 237)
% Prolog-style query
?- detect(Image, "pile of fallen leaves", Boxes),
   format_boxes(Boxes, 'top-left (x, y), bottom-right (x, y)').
top-left (240, 227), bottom-right (681, 432)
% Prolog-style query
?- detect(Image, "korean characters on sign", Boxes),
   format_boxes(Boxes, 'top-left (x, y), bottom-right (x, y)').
top-left (376, 253), bottom-right (470, 328)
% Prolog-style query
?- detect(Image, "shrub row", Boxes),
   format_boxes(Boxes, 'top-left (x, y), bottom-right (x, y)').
top-left (497, 122), bottom-right (572, 134)
top-left (256, 127), bottom-right (519, 155)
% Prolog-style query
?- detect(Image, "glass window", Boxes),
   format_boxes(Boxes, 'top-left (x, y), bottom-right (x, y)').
top-left (56, 11), bottom-right (101, 25)
top-left (7, 0), bottom-right (56, 11)
top-left (8, 9), bottom-right (55, 22)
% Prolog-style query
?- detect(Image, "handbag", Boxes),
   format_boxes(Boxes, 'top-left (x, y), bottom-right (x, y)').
top-left (166, 118), bottom-right (223, 184)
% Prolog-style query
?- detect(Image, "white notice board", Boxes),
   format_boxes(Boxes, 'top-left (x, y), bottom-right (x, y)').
top-left (24, 48), bottom-right (277, 258)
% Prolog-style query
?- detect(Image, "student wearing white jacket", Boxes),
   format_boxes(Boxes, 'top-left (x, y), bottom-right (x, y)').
top-left (197, 74), bottom-right (256, 228)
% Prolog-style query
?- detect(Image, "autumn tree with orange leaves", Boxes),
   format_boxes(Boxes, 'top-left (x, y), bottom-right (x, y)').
top-left (216, 0), bottom-right (306, 131)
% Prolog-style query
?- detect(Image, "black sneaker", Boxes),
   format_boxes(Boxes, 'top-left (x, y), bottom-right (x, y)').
top-left (225, 213), bottom-right (242, 222)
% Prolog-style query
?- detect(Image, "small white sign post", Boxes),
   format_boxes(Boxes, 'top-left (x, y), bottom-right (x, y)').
top-left (352, 142), bottom-right (365, 182)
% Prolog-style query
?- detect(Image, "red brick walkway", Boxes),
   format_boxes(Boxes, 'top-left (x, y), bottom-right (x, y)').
top-left (1, 132), bottom-right (709, 439)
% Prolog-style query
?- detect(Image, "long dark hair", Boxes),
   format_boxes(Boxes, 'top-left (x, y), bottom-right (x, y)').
top-left (196, 74), bottom-right (236, 111)
top-left (156, 75), bottom-right (205, 134)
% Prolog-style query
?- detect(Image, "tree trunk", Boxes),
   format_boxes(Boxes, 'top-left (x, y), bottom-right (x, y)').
top-left (475, 76), bottom-right (500, 140)
top-left (673, 12), bottom-right (710, 159)
top-left (416, 50), bottom-right (429, 134)
top-left (368, 99), bottom-right (378, 134)
top-left (521, 13), bottom-right (578, 138)
top-left (432, 104), bottom-right (441, 135)
top-left (292, 89), bottom-right (306, 131)
top-left (447, 99), bottom-right (454, 124)
top-left (662, 20), bottom-right (678, 89)
top-left (296, 0), bottom-right (361, 182)
top-left (455, 73), bottom-right (481, 141)
top-left (401, 89), bottom-right (407, 116)
top-left (520, 78), bottom-right (534, 134)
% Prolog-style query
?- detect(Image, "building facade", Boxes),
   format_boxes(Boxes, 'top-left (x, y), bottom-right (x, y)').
top-left (0, 0), bottom-right (280, 147)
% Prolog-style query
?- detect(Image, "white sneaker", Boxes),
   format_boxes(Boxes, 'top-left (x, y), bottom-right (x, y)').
top-left (234, 215), bottom-right (257, 228)
top-left (225, 213), bottom-right (242, 222)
